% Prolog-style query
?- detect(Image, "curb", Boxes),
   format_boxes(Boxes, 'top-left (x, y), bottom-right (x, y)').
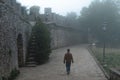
top-left (87, 46), bottom-right (110, 80)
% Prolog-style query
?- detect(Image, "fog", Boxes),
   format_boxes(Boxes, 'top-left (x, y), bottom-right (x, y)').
top-left (16, 0), bottom-right (93, 16)
top-left (1, 0), bottom-right (120, 79)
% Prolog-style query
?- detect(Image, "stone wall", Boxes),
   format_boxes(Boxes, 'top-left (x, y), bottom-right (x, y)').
top-left (0, 0), bottom-right (32, 77)
top-left (0, 2), bottom-right (83, 78)
top-left (48, 24), bottom-right (82, 49)
top-left (50, 25), bottom-right (67, 49)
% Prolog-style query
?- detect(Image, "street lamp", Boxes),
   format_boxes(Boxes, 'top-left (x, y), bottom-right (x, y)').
top-left (102, 23), bottom-right (107, 65)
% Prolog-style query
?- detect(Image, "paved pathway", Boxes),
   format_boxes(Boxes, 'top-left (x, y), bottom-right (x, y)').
top-left (16, 45), bottom-right (107, 80)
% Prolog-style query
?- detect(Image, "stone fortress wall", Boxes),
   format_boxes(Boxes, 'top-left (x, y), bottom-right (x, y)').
top-left (29, 6), bottom-right (82, 49)
top-left (0, 0), bottom-right (82, 78)
top-left (0, 0), bottom-right (32, 77)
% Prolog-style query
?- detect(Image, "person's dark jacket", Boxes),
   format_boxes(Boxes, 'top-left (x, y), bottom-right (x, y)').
top-left (64, 53), bottom-right (74, 63)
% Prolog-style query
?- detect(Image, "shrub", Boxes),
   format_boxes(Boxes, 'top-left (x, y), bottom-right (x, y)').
top-left (8, 68), bottom-right (20, 80)
top-left (28, 20), bottom-right (51, 64)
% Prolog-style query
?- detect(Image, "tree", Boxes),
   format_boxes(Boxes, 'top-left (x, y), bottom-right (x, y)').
top-left (79, 0), bottom-right (120, 44)
top-left (65, 12), bottom-right (78, 28)
top-left (29, 19), bottom-right (51, 64)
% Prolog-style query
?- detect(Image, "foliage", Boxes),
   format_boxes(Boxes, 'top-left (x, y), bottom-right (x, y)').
top-left (65, 12), bottom-right (79, 28)
top-left (91, 47), bottom-right (120, 73)
top-left (29, 19), bottom-right (51, 64)
top-left (79, 0), bottom-right (120, 44)
top-left (8, 68), bottom-right (20, 80)
top-left (1, 77), bottom-right (7, 80)
top-left (0, 68), bottom-right (19, 80)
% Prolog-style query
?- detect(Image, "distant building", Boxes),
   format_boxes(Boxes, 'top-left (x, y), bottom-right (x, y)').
top-left (44, 8), bottom-right (52, 22)
top-left (29, 6), bottom-right (40, 21)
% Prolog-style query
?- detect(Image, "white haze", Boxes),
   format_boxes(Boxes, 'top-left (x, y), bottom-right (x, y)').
top-left (17, 0), bottom-right (94, 16)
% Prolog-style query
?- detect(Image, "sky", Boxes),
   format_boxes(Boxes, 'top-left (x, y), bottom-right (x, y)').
top-left (16, 0), bottom-right (94, 16)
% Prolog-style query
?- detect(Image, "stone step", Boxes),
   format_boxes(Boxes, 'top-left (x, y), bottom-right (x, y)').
top-left (29, 45), bottom-right (36, 47)
top-left (29, 47), bottom-right (36, 49)
top-left (28, 53), bottom-right (35, 56)
top-left (29, 53), bottom-right (35, 55)
top-left (31, 38), bottom-right (36, 40)
top-left (27, 55), bottom-right (35, 60)
top-left (26, 36), bottom-right (37, 67)
top-left (29, 45), bottom-right (36, 46)
top-left (26, 61), bottom-right (37, 67)
top-left (30, 42), bottom-right (36, 44)
top-left (26, 61), bottom-right (36, 64)
top-left (31, 37), bottom-right (36, 39)
top-left (32, 39), bottom-right (36, 42)
top-left (27, 57), bottom-right (35, 60)
top-left (26, 64), bottom-right (37, 67)
top-left (29, 49), bottom-right (35, 54)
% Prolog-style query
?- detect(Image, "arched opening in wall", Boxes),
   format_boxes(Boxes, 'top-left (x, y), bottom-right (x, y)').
top-left (17, 34), bottom-right (24, 67)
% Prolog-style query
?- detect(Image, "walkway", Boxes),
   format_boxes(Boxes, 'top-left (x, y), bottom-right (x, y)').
top-left (16, 45), bottom-right (107, 80)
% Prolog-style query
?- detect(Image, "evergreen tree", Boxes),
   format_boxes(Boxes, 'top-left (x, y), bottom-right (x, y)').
top-left (29, 20), bottom-right (51, 64)
top-left (79, 0), bottom-right (120, 44)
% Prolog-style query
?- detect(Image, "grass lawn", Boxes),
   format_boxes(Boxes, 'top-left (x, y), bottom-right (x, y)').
top-left (91, 47), bottom-right (120, 73)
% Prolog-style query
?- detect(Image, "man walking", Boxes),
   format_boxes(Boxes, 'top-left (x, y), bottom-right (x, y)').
top-left (64, 49), bottom-right (74, 75)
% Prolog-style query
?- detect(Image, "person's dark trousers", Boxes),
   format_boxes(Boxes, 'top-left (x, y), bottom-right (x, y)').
top-left (66, 62), bottom-right (71, 74)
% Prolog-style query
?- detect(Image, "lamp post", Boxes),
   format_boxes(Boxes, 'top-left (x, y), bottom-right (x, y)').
top-left (102, 23), bottom-right (106, 65)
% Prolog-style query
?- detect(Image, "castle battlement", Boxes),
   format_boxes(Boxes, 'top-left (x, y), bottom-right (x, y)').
top-left (0, 0), bottom-right (28, 19)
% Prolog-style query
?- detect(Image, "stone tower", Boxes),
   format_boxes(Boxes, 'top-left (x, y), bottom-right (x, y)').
top-left (29, 6), bottom-right (40, 21)
top-left (44, 8), bottom-right (52, 22)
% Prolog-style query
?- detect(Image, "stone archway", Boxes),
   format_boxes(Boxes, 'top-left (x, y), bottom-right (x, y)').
top-left (17, 34), bottom-right (24, 67)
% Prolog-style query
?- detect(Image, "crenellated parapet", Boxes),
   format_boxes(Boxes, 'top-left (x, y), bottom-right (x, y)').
top-left (28, 6), bottom-right (66, 27)
top-left (29, 6), bottom-right (40, 21)
top-left (15, 3), bottom-right (21, 15)
top-left (0, 0), bottom-right (29, 20)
